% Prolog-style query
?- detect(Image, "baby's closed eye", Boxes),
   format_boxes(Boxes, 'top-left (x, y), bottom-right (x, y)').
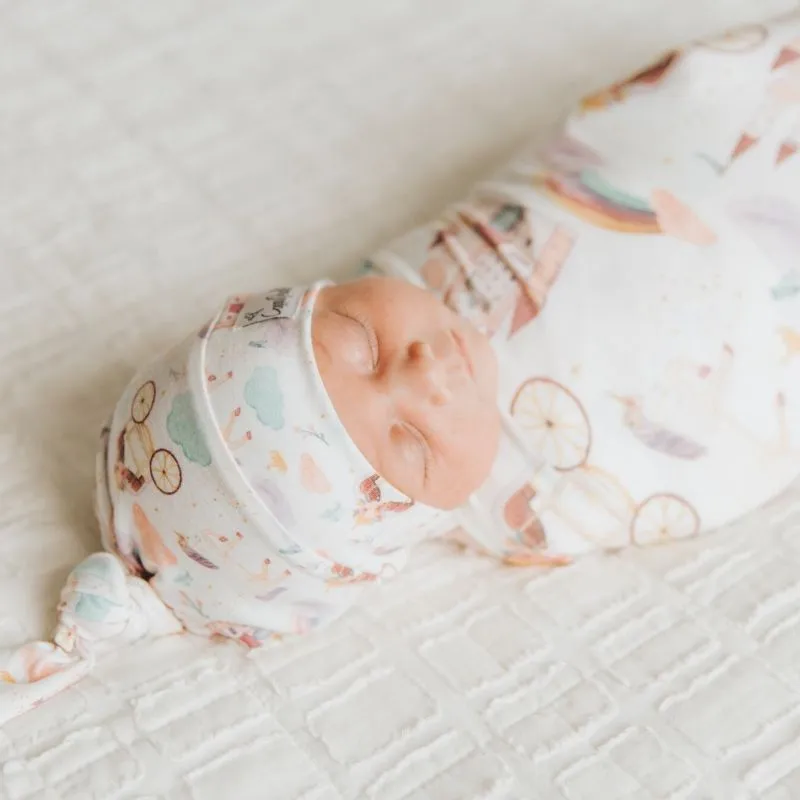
top-left (334, 311), bottom-right (378, 372)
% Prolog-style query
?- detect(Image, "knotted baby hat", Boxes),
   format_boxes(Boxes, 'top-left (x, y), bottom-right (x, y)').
top-left (0, 281), bottom-right (445, 725)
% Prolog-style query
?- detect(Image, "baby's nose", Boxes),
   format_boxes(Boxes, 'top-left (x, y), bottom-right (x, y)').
top-left (403, 340), bottom-right (452, 405)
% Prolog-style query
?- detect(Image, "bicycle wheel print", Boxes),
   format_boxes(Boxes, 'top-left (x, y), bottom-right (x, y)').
top-left (510, 377), bottom-right (592, 471)
top-left (150, 448), bottom-right (183, 495)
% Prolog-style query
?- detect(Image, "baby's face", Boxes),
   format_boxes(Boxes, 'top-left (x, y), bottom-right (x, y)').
top-left (312, 277), bottom-right (500, 509)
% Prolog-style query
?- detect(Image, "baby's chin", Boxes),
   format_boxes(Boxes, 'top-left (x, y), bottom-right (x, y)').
top-left (424, 399), bottom-right (502, 510)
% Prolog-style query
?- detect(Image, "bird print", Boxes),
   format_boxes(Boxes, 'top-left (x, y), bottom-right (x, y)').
top-left (175, 533), bottom-right (219, 569)
top-left (221, 406), bottom-right (252, 450)
top-left (206, 371), bottom-right (234, 390)
top-left (239, 558), bottom-right (272, 582)
top-left (611, 394), bottom-right (708, 459)
top-left (206, 529), bottom-right (244, 558)
top-left (326, 560), bottom-right (381, 587)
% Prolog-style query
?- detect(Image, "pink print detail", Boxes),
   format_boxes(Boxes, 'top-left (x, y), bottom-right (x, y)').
top-left (132, 503), bottom-right (178, 568)
top-left (207, 370), bottom-right (234, 390)
top-left (239, 558), bottom-right (272, 582)
top-left (725, 38), bottom-right (800, 170)
top-left (300, 453), bottom-right (332, 493)
top-left (502, 483), bottom-right (546, 548)
top-left (206, 530), bottom-right (244, 559)
top-left (222, 406), bottom-right (251, 450)
top-left (651, 190), bottom-right (717, 246)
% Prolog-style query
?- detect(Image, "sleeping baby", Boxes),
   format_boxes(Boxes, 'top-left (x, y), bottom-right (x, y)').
top-left (2, 13), bottom-right (799, 722)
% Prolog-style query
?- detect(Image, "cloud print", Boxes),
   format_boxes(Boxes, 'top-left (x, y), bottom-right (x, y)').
top-left (244, 366), bottom-right (284, 429)
top-left (167, 392), bottom-right (212, 466)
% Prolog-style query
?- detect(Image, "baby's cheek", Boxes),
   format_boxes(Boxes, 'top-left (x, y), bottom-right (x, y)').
top-left (466, 402), bottom-right (501, 476)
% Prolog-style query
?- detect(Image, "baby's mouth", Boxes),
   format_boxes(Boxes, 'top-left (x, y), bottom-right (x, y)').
top-left (450, 329), bottom-right (474, 379)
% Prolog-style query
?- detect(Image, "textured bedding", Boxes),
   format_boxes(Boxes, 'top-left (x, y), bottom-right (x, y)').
top-left (1, 1), bottom-right (800, 798)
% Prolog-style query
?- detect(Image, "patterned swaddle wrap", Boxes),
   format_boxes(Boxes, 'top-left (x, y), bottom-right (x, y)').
top-left (367, 14), bottom-right (800, 559)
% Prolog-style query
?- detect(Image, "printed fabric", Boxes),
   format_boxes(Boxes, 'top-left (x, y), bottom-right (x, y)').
top-left (366, 14), bottom-right (800, 562)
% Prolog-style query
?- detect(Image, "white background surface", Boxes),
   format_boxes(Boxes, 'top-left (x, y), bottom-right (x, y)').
top-left (1, 1), bottom-right (800, 798)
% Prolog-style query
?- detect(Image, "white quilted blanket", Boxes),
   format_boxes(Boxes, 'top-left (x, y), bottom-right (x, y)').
top-left (1, 2), bottom-right (799, 798)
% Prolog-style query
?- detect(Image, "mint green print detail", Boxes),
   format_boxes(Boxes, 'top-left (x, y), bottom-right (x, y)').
top-left (244, 366), bottom-right (285, 429)
top-left (167, 392), bottom-right (212, 466)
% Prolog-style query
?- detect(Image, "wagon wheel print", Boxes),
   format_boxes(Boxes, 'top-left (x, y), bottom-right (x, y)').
top-left (149, 448), bottom-right (182, 495)
top-left (630, 493), bottom-right (700, 545)
top-left (131, 380), bottom-right (156, 424)
top-left (552, 465), bottom-right (638, 548)
top-left (510, 377), bottom-right (592, 470)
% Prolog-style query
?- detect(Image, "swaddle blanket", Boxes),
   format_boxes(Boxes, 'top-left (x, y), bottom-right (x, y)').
top-left (371, 14), bottom-right (800, 558)
top-left (3, 13), bottom-right (800, 726)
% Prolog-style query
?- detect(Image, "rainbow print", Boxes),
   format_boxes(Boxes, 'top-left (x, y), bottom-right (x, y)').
top-left (542, 170), bottom-right (661, 234)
